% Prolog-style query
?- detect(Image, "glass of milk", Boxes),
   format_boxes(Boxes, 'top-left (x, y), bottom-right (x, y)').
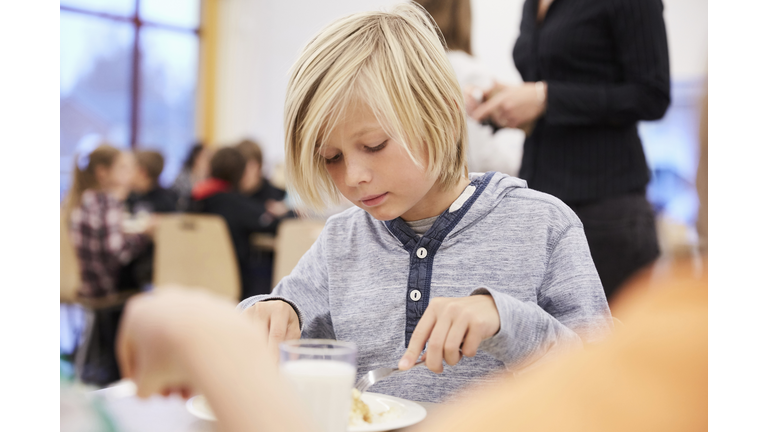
top-left (279, 339), bottom-right (357, 432)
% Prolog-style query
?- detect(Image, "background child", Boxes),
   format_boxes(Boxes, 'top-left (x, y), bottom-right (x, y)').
top-left (235, 138), bottom-right (296, 223)
top-left (172, 142), bottom-right (211, 211)
top-left (238, 3), bottom-right (612, 404)
top-left (126, 150), bottom-right (178, 214)
top-left (191, 147), bottom-right (282, 299)
top-left (65, 144), bottom-right (153, 298)
top-left (64, 144), bottom-right (154, 386)
top-left (235, 138), bottom-right (297, 296)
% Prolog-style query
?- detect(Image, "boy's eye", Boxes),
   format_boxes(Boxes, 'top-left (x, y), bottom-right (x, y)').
top-left (324, 153), bottom-right (342, 164)
top-left (364, 140), bottom-right (388, 153)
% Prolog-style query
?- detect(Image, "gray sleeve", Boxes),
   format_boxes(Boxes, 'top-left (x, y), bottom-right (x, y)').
top-left (236, 227), bottom-right (336, 339)
top-left (474, 224), bottom-right (612, 370)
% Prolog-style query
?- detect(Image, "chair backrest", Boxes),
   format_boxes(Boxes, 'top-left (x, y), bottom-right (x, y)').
top-left (153, 214), bottom-right (240, 301)
top-left (272, 218), bottom-right (326, 288)
top-left (60, 212), bottom-right (81, 303)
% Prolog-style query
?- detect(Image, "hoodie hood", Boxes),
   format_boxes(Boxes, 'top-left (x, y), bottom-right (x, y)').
top-left (381, 172), bottom-right (528, 250)
top-left (447, 172), bottom-right (528, 234)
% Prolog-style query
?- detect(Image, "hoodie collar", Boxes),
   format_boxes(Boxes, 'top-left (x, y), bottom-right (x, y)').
top-left (384, 172), bottom-right (528, 246)
top-left (191, 178), bottom-right (232, 200)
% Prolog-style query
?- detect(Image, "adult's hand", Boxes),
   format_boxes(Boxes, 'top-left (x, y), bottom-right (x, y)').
top-left (471, 82), bottom-right (547, 130)
top-left (398, 295), bottom-right (501, 373)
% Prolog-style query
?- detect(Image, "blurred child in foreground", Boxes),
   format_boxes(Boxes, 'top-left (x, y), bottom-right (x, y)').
top-left (126, 150), bottom-right (178, 214)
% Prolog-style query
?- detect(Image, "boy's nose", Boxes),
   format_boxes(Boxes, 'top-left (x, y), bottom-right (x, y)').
top-left (344, 158), bottom-right (372, 187)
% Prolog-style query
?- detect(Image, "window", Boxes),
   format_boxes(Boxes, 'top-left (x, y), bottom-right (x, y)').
top-left (60, 0), bottom-right (202, 198)
top-left (639, 78), bottom-right (706, 231)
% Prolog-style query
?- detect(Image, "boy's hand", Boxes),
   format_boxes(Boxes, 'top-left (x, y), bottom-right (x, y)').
top-left (243, 300), bottom-right (302, 361)
top-left (398, 295), bottom-right (500, 373)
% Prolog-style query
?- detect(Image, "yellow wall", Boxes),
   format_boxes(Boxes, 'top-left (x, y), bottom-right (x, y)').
top-left (196, 0), bottom-right (219, 146)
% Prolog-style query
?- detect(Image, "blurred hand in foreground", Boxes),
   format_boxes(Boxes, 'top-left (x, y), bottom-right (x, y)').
top-left (116, 286), bottom-right (313, 432)
top-left (117, 287), bottom-right (242, 398)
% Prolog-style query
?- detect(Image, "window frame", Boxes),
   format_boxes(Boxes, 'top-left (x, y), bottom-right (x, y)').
top-left (60, 0), bottom-right (203, 148)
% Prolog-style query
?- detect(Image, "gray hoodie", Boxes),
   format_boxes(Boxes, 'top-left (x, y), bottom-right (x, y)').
top-left (239, 172), bottom-right (612, 403)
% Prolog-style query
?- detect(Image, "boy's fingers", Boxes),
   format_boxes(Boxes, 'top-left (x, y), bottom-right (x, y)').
top-left (287, 320), bottom-right (302, 341)
top-left (443, 322), bottom-right (468, 366)
top-left (267, 311), bottom-right (289, 360)
top-left (461, 326), bottom-right (484, 358)
top-left (425, 319), bottom-right (452, 374)
top-left (399, 313), bottom-right (436, 370)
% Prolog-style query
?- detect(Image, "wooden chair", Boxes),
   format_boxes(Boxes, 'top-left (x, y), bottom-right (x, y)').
top-left (152, 214), bottom-right (240, 301)
top-left (61, 212), bottom-right (81, 304)
top-left (272, 218), bottom-right (326, 288)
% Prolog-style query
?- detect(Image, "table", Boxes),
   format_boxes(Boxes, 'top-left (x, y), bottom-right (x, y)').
top-left (251, 233), bottom-right (276, 251)
top-left (93, 380), bottom-right (438, 432)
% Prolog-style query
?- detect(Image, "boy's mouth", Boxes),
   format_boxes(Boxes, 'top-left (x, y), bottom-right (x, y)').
top-left (360, 192), bottom-right (388, 207)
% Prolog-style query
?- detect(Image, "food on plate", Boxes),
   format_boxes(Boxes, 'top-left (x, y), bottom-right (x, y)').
top-left (349, 388), bottom-right (373, 425)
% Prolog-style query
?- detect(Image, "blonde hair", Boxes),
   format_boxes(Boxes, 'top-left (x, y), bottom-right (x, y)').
top-left (284, 1), bottom-right (467, 211)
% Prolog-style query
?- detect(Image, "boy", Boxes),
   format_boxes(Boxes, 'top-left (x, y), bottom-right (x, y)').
top-left (235, 138), bottom-right (296, 223)
top-left (127, 150), bottom-right (178, 213)
top-left (191, 147), bottom-right (282, 299)
top-left (239, 3), bottom-right (612, 403)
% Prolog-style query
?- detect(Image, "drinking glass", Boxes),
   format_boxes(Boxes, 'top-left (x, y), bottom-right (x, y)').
top-left (279, 339), bottom-right (357, 432)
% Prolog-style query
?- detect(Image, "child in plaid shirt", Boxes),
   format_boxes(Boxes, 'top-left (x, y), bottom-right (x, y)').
top-left (65, 144), bottom-right (153, 298)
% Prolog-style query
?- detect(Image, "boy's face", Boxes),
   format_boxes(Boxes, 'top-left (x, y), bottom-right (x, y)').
top-left (131, 167), bottom-right (152, 192)
top-left (240, 160), bottom-right (261, 194)
top-left (320, 99), bottom-right (442, 221)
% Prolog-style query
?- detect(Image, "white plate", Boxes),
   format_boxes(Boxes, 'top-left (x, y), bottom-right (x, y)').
top-left (186, 392), bottom-right (428, 431)
top-left (349, 392), bottom-right (427, 432)
top-left (186, 394), bottom-right (217, 421)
